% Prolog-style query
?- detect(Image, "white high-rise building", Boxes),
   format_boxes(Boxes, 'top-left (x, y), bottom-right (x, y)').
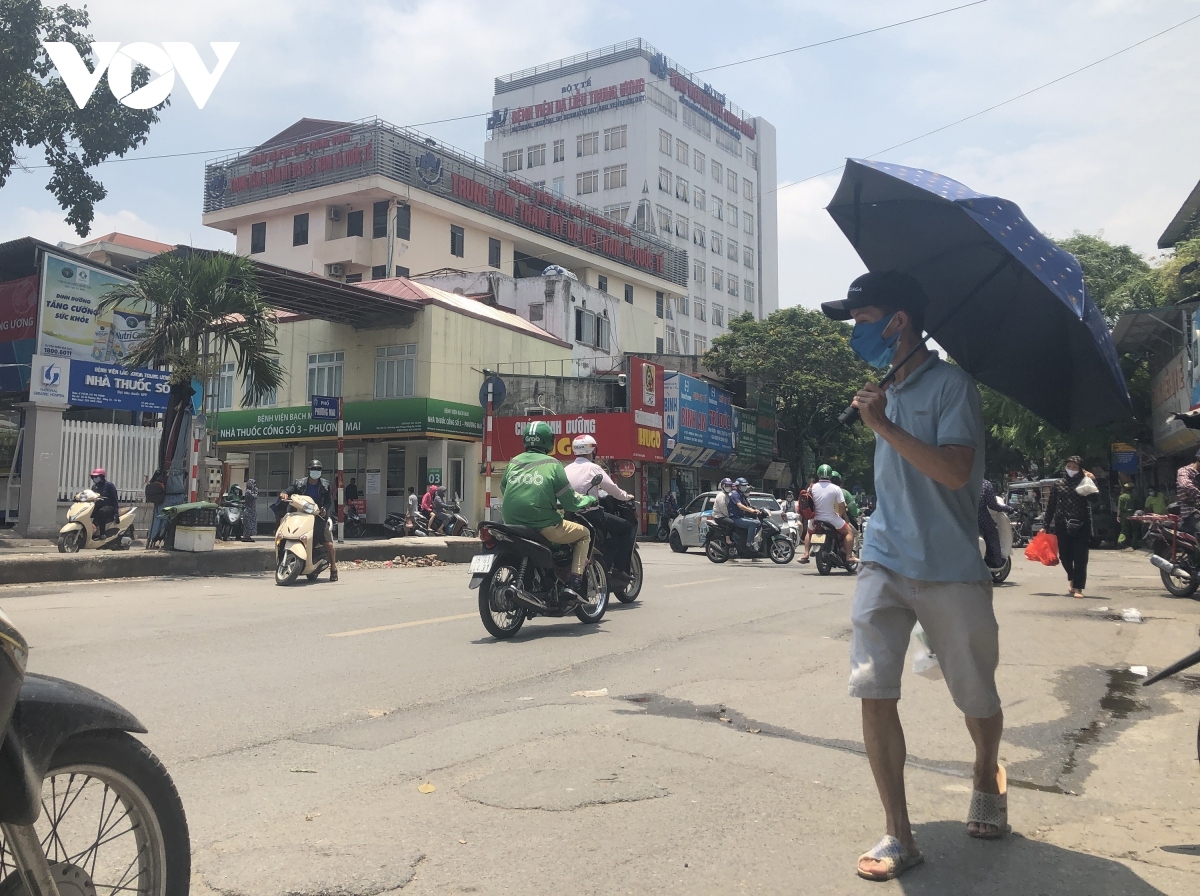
top-left (485, 39), bottom-right (778, 355)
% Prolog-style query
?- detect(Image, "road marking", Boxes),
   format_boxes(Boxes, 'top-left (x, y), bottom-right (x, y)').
top-left (663, 578), bottom-right (729, 589)
top-left (328, 613), bottom-right (476, 638)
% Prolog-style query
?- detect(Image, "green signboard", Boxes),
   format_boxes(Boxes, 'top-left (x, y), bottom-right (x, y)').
top-left (216, 397), bottom-right (483, 443)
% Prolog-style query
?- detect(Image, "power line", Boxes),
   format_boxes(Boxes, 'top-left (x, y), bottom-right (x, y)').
top-left (767, 10), bottom-right (1200, 198)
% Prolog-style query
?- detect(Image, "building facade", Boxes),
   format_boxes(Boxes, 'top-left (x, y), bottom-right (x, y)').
top-left (484, 39), bottom-right (779, 354)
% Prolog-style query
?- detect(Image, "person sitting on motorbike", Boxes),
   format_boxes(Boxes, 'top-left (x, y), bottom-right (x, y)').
top-left (729, 477), bottom-right (762, 553)
top-left (429, 486), bottom-right (452, 535)
top-left (830, 472), bottom-right (860, 529)
top-left (89, 467), bottom-right (120, 537)
top-left (1177, 449), bottom-right (1200, 534)
top-left (977, 480), bottom-right (1014, 568)
top-left (663, 490), bottom-right (679, 520)
top-left (566, 434), bottom-right (636, 585)
top-left (501, 421), bottom-right (598, 602)
top-left (280, 460), bottom-right (338, 581)
top-left (801, 464), bottom-right (857, 565)
top-left (782, 490), bottom-right (797, 515)
top-left (712, 478), bottom-right (733, 523)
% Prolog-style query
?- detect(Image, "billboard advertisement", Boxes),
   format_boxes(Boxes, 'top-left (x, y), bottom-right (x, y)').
top-left (37, 252), bottom-right (150, 363)
top-left (1151, 349), bottom-right (1199, 455)
top-left (493, 412), bottom-right (662, 462)
top-left (0, 275), bottom-right (39, 391)
top-left (217, 397), bottom-right (483, 443)
top-left (629, 357), bottom-right (664, 432)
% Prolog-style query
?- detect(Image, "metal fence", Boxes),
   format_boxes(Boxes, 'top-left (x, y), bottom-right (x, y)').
top-left (59, 420), bottom-right (162, 503)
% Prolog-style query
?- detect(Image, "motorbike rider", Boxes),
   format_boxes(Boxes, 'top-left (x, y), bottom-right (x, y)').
top-left (1177, 449), bottom-right (1200, 534)
top-left (977, 480), bottom-right (1015, 568)
top-left (782, 490), bottom-right (797, 515)
top-left (280, 460), bottom-right (339, 581)
top-left (89, 467), bottom-right (120, 537)
top-left (566, 434), bottom-right (636, 586)
top-left (430, 486), bottom-right (452, 535)
top-left (713, 477), bottom-right (734, 523)
top-left (800, 464), bottom-right (857, 565)
top-left (831, 472), bottom-right (860, 529)
top-left (501, 421), bottom-right (598, 602)
top-left (728, 477), bottom-right (762, 553)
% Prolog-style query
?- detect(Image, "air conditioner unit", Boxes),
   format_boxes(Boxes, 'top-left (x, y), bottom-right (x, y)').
top-left (328, 264), bottom-right (344, 276)
top-left (328, 207), bottom-right (342, 222)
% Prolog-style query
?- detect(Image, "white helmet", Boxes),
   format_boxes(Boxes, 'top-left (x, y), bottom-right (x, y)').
top-left (572, 434), bottom-right (597, 456)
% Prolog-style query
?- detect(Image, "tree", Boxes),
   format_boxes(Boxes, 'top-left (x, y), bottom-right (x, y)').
top-left (0, 0), bottom-right (166, 236)
top-left (98, 252), bottom-right (284, 471)
top-left (705, 308), bottom-right (877, 490)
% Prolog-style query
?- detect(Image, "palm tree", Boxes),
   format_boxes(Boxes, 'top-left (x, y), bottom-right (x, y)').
top-left (98, 250), bottom-right (284, 471)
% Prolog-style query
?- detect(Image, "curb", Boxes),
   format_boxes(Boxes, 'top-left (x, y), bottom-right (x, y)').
top-left (0, 537), bottom-right (480, 586)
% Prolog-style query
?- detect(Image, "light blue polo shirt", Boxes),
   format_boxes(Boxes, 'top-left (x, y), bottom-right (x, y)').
top-left (862, 352), bottom-right (990, 583)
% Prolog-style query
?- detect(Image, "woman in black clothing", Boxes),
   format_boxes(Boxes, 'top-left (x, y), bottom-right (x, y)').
top-left (1044, 455), bottom-right (1096, 598)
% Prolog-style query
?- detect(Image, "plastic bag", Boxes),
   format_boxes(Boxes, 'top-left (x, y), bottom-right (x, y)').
top-left (1024, 530), bottom-right (1059, 566)
top-left (911, 623), bottom-right (943, 681)
top-left (1075, 478), bottom-right (1099, 497)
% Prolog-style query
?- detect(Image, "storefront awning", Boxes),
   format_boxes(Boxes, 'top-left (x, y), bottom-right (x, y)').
top-left (1112, 302), bottom-right (1199, 357)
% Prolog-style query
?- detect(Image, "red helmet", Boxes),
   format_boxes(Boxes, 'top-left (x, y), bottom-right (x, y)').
top-left (90, 467), bottom-right (106, 478)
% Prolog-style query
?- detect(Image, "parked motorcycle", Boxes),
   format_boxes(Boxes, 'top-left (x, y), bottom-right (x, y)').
top-left (216, 497), bottom-right (244, 541)
top-left (809, 519), bottom-right (858, 575)
top-left (343, 503), bottom-right (367, 539)
top-left (587, 495), bottom-right (644, 604)
top-left (1141, 508), bottom-right (1200, 599)
top-left (705, 514), bottom-right (795, 564)
top-left (57, 489), bottom-right (136, 553)
top-left (1142, 644), bottom-right (1200, 764)
top-left (470, 500), bottom-right (609, 639)
top-left (274, 493), bottom-right (333, 585)
top-left (0, 606), bottom-right (191, 896)
top-left (979, 506), bottom-right (1014, 584)
top-left (655, 502), bottom-right (678, 543)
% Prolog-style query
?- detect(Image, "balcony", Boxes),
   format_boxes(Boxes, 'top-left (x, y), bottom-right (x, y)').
top-left (313, 236), bottom-right (374, 268)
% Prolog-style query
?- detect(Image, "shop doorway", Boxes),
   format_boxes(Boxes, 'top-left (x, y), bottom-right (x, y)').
top-left (387, 447), bottom-right (406, 513)
top-left (449, 457), bottom-right (465, 502)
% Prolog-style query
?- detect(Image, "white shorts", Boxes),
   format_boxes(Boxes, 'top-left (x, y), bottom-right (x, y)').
top-left (812, 514), bottom-right (846, 532)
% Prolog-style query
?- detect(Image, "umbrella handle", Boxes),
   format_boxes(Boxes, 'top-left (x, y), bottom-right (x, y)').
top-left (838, 339), bottom-right (928, 426)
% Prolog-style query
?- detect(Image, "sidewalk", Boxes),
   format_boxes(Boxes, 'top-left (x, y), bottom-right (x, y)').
top-left (0, 532), bottom-right (479, 585)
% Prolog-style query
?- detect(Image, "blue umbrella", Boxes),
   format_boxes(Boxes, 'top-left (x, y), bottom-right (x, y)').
top-left (826, 158), bottom-right (1131, 432)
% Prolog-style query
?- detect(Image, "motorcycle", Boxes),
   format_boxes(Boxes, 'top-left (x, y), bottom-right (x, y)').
top-left (1142, 644), bottom-right (1200, 764)
top-left (343, 503), bottom-right (368, 539)
top-left (655, 502), bottom-right (678, 543)
top-left (782, 511), bottom-right (802, 546)
top-left (704, 513), bottom-right (795, 564)
top-left (57, 490), bottom-right (136, 553)
top-left (978, 506), bottom-right (1014, 584)
top-left (436, 497), bottom-right (475, 538)
top-left (587, 494), bottom-right (644, 604)
top-left (274, 493), bottom-right (333, 585)
top-left (216, 497), bottom-right (243, 541)
top-left (1140, 507), bottom-right (1200, 599)
top-left (469, 478), bottom-right (609, 639)
top-left (809, 519), bottom-right (858, 575)
top-left (0, 607), bottom-right (191, 896)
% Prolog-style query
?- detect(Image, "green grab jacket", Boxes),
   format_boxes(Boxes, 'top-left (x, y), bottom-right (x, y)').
top-left (500, 451), bottom-right (597, 529)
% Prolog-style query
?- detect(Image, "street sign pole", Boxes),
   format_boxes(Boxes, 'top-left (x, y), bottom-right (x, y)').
top-left (484, 380), bottom-right (494, 523)
top-left (337, 397), bottom-right (344, 544)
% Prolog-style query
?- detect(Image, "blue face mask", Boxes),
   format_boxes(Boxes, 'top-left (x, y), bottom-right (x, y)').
top-left (850, 314), bottom-right (900, 370)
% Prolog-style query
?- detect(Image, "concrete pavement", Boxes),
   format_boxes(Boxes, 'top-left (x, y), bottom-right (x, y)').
top-left (3, 545), bottom-right (1199, 894)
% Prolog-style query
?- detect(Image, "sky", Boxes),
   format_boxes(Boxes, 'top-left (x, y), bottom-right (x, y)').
top-left (2, 0), bottom-right (1199, 310)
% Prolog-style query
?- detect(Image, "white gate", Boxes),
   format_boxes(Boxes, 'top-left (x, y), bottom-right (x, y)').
top-left (59, 421), bottom-right (163, 503)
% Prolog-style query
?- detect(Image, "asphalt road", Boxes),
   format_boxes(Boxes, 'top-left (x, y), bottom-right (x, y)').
top-left (3, 544), bottom-right (1200, 894)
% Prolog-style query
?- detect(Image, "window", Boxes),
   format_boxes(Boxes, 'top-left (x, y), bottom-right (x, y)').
top-left (747, 149), bottom-right (759, 171)
top-left (604, 125), bottom-right (627, 150)
top-left (692, 224), bottom-right (706, 249)
top-left (693, 260), bottom-right (706, 283)
top-left (206, 362), bottom-right (234, 412)
top-left (716, 130), bottom-right (741, 157)
top-left (665, 326), bottom-right (679, 353)
top-left (395, 265), bottom-right (409, 277)
top-left (346, 209), bottom-right (363, 238)
top-left (502, 149), bottom-right (523, 172)
top-left (307, 351), bottom-right (343, 399)
top-left (659, 129), bottom-right (672, 154)
top-left (527, 144), bottom-right (546, 168)
top-left (395, 204), bottom-right (411, 240)
top-left (658, 167), bottom-right (672, 193)
top-left (728, 274), bottom-right (739, 296)
top-left (450, 224), bottom-right (465, 257)
top-left (657, 336), bottom-right (664, 353)
top-left (745, 281), bottom-right (755, 304)
top-left (693, 187), bottom-right (705, 211)
top-left (711, 159), bottom-right (722, 183)
top-left (488, 238), bottom-right (501, 269)
top-left (727, 168), bottom-right (738, 192)
top-left (597, 275), bottom-right (608, 293)
top-left (656, 291), bottom-right (664, 318)
top-left (624, 284), bottom-right (633, 304)
top-left (597, 315), bottom-right (611, 352)
top-left (713, 267), bottom-right (724, 291)
top-left (577, 131), bottom-right (599, 156)
top-left (728, 238), bottom-right (738, 262)
top-left (532, 179), bottom-right (545, 190)
top-left (248, 381), bottom-right (277, 408)
top-left (647, 84), bottom-right (677, 117)
top-left (253, 450), bottom-right (294, 496)
top-left (694, 335), bottom-right (707, 354)
top-left (743, 177), bottom-right (754, 200)
top-left (553, 139), bottom-right (565, 162)
top-left (576, 169), bottom-right (598, 195)
top-left (634, 199), bottom-right (652, 231)
top-left (375, 344), bottom-right (416, 399)
top-left (744, 212), bottom-right (754, 235)
top-left (677, 295), bottom-right (689, 316)
top-left (372, 200), bottom-right (389, 239)
top-left (371, 264), bottom-right (387, 280)
top-left (676, 138), bottom-right (688, 163)
top-left (575, 308), bottom-right (610, 350)
top-left (682, 105), bottom-right (711, 138)
top-left (675, 175), bottom-right (689, 202)
top-left (728, 203), bottom-right (738, 226)
top-left (528, 302), bottom-right (544, 322)
top-left (694, 299), bottom-right (706, 321)
top-left (711, 232), bottom-right (723, 255)
top-left (656, 205), bottom-right (672, 233)
top-left (250, 221), bottom-right (266, 254)
top-left (712, 197), bottom-right (723, 222)
top-left (693, 149), bottom-right (705, 174)
top-left (712, 304), bottom-right (724, 328)
top-left (292, 213), bottom-right (308, 247)
top-left (386, 446), bottom-right (405, 498)
top-left (675, 214), bottom-right (689, 238)
top-left (744, 245), bottom-right (754, 268)
top-left (604, 203), bottom-right (630, 223)
top-left (665, 297), bottom-right (673, 320)
top-left (680, 330), bottom-right (690, 354)
top-left (604, 164), bottom-right (627, 190)
top-left (552, 176), bottom-right (564, 195)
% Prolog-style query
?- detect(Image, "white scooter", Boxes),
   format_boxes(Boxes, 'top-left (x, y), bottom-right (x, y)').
top-left (57, 489), bottom-right (136, 553)
top-left (782, 511), bottom-right (802, 546)
top-left (979, 505), bottom-right (1014, 584)
top-left (274, 493), bottom-right (332, 585)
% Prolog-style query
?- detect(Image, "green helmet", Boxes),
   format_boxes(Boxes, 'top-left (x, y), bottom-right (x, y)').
top-left (817, 464), bottom-right (833, 479)
top-left (831, 471), bottom-right (842, 483)
top-left (523, 420), bottom-right (555, 453)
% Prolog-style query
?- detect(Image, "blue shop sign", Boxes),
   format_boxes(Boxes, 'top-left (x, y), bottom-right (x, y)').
top-left (68, 361), bottom-right (170, 412)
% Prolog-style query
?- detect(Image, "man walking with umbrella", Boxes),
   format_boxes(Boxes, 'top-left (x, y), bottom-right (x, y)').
top-left (823, 271), bottom-right (1004, 881)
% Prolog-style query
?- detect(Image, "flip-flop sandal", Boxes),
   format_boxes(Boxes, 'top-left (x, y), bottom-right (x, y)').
top-left (799, 557), bottom-right (811, 564)
top-left (856, 835), bottom-right (924, 881)
top-left (967, 764), bottom-right (1010, 839)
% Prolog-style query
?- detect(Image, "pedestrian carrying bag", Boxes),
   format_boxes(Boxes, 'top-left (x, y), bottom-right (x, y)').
top-left (1024, 530), bottom-right (1059, 566)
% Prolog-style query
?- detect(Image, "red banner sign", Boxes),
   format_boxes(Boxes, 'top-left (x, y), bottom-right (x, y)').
top-left (496, 412), bottom-right (663, 463)
top-left (0, 275), bottom-right (38, 343)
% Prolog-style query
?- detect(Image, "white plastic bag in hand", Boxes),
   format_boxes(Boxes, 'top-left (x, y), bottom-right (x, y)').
top-left (911, 623), bottom-right (943, 681)
top-left (1075, 478), bottom-right (1099, 496)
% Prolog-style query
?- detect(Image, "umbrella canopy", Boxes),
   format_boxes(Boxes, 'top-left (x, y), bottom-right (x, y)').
top-left (826, 159), bottom-right (1131, 433)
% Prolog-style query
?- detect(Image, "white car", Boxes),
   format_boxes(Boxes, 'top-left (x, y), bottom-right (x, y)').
top-left (668, 491), bottom-right (783, 552)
